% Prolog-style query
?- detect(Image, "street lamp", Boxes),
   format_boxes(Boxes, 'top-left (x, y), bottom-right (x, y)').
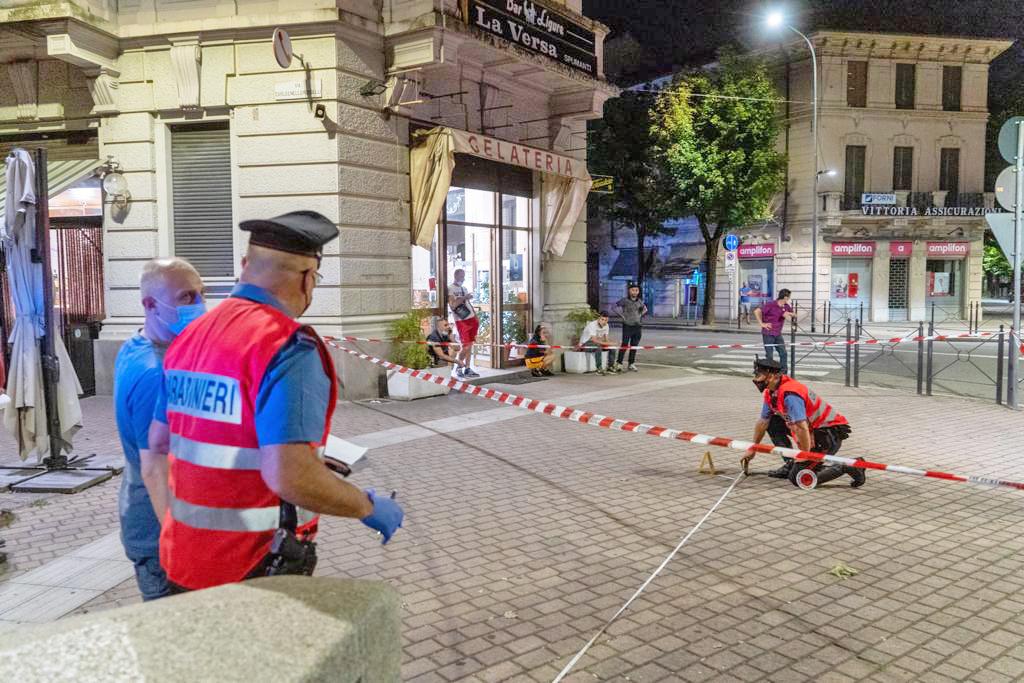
top-left (766, 10), bottom-right (821, 332)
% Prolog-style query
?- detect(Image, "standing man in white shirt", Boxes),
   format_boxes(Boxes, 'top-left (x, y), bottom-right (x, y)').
top-left (579, 312), bottom-right (616, 375)
top-left (448, 269), bottom-right (481, 378)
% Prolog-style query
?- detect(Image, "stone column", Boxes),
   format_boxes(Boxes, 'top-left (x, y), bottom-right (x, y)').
top-left (872, 243), bottom-right (891, 322)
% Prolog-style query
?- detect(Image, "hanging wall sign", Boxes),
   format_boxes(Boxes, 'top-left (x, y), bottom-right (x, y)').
top-left (466, 0), bottom-right (598, 76)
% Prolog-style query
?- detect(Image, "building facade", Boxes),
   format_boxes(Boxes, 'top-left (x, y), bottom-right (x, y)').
top-left (718, 31), bottom-right (1013, 326)
top-left (0, 0), bottom-right (613, 394)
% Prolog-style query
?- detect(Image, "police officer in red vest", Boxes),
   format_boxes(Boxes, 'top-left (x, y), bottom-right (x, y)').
top-left (149, 211), bottom-right (404, 592)
top-left (742, 359), bottom-right (865, 489)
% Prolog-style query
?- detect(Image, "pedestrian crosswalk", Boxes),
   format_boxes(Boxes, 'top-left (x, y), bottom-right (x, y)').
top-left (691, 348), bottom-right (847, 378)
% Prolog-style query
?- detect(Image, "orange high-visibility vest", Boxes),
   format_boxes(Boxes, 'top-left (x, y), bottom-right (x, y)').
top-left (767, 376), bottom-right (848, 430)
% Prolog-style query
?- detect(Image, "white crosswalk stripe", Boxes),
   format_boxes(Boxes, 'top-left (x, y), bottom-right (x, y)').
top-left (691, 349), bottom-right (845, 378)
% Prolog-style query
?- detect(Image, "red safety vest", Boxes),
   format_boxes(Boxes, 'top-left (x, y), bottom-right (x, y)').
top-left (766, 376), bottom-right (848, 431)
top-left (159, 297), bottom-right (337, 590)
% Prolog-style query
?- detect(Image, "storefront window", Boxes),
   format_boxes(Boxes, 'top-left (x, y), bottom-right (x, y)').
top-left (50, 176), bottom-right (102, 217)
top-left (831, 259), bottom-right (872, 315)
top-left (926, 259), bottom-right (962, 304)
top-left (412, 226), bottom-right (439, 310)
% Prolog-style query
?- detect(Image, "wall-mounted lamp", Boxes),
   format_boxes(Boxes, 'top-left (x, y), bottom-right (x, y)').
top-left (360, 79), bottom-right (388, 97)
top-left (96, 156), bottom-right (130, 208)
top-left (947, 227), bottom-right (965, 237)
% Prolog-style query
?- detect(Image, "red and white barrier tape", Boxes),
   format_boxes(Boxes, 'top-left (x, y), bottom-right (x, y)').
top-left (329, 331), bottom-right (1002, 354)
top-left (327, 340), bottom-right (1024, 492)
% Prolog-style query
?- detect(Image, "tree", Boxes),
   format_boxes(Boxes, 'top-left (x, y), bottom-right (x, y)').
top-left (588, 92), bottom-right (684, 288)
top-left (602, 32), bottom-right (661, 87)
top-left (651, 54), bottom-right (786, 324)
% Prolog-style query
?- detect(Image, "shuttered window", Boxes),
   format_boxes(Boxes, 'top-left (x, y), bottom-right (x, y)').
top-left (895, 64), bottom-right (916, 109)
top-left (942, 66), bottom-right (962, 111)
top-left (939, 148), bottom-right (960, 195)
top-left (892, 147), bottom-right (913, 191)
top-left (170, 123), bottom-right (234, 278)
top-left (844, 145), bottom-right (866, 209)
top-left (847, 61), bottom-right (867, 108)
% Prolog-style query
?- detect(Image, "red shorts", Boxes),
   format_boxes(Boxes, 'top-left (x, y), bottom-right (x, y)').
top-left (455, 317), bottom-right (479, 344)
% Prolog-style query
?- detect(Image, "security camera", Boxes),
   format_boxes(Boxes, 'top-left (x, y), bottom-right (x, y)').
top-left (314, 103), bottom-right (326, 120)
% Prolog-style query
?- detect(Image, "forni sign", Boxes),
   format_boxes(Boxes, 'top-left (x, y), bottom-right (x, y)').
top-left (467, 0), bottom-right (598, 75)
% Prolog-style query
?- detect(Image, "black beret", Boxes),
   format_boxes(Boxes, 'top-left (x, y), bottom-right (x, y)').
top-left (240, 211), bottom-right (339, 259)
top-left (753, 358), bottom-right (782, 373)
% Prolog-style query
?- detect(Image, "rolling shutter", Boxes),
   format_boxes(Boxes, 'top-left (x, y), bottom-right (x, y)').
top-left (170, 123), bottom-right (234, 278)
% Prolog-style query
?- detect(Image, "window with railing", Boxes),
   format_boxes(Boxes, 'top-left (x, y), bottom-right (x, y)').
top-left (892, 147), bottom-right (913, 191)
top-left (843, 145), bottom-right (866, 210)
top-left (939, 148), bottom-right (960, 195)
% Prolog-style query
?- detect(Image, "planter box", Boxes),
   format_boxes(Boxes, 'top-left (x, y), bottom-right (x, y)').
top-left (386, 366), bottom-right (451, 401)
top-left (562, 350), bottom-right (597, 374)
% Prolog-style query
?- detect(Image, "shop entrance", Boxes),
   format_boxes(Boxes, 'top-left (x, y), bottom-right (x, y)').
top-left (738, 259), bottom-right (774, 311)
top-left (888, 258), bottom-right (909, 322)
top-left (412, 162), bottom-right (534, 370)
top-left (831, 258), bottom-right (872, 320)
top-left (926, 258), bottom-right (964, 320)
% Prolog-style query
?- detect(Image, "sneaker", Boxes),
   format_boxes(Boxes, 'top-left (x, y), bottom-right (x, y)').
top-left (597, 368), bottom-right (606, 375)
top-left (464, 368), bottom-right (481, 378)
top-left (628, 364), bottom-right (638, 372)
top-left (541, 369), bottom-right (554, 377)
top-left (531, 369), bottom-right (543, 377)
top-left (454, 368), bottom-right (466, 379)
top-left (848, 466), bottom-right (866, 489)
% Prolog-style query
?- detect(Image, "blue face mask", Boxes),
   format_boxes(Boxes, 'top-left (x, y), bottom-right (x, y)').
top-left (158, 298), bottom-right (206, 336)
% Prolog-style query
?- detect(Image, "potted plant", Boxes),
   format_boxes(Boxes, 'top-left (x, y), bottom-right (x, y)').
top-left (386, 310), bottom-right (450, 400)
top-left (562, 306), bottom-right (600, 374)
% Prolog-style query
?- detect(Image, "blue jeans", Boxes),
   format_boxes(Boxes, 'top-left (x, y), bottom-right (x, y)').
top-left (762, 333), bottom-right (788, 374)
top-left (583, 341), bottom-right (615, 369)
top-left (129, 553), bottom-right (170, 601)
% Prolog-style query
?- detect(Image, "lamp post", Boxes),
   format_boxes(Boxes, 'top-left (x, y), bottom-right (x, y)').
top-left (768, 11), bottom-right (820, 332)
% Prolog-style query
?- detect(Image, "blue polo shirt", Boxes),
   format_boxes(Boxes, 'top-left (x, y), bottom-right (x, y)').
top-left (761, 393), bottom-right (807, 422)
top-left (154, 284), bottom-right (331, 446)
top-left (114, 333), bottom-right (164, 556)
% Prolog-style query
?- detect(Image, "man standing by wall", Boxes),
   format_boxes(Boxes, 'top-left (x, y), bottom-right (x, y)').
top-left (754, 288), bottom-right (794, 375)
top-left (448, 269), bottom-right (480, 378)
top-left (115, 257), bottom-right (205, 600)
top-left (614, 281), bottom-right (648, 372)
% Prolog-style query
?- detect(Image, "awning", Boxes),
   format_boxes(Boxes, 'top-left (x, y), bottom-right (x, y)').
top-left (0, 158), bottom-right (99, 218)
top-left (657, 242), bottom-right (706, 279)
top-left (410, 127), bottom-right (592, 257)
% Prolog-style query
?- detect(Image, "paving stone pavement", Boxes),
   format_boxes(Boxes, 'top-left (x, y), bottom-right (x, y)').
top-left (2, 365), bottom-right (1024, 681)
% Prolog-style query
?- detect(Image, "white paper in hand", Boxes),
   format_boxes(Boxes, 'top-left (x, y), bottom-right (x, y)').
top-left (324, 435), bottom-right (367, 468)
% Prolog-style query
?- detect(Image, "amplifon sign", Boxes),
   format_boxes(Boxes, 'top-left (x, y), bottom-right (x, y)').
top-left (738, 243), bottom-right (776, 260)
top-left (890, 241), bottom-right (913, 257)
top-left (831, 242), bottom-right (875, 257)
top-left (927, 242), bottom-right (969, 258)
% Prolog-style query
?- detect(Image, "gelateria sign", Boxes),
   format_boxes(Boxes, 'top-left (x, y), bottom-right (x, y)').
top-left (453, 129), bottom-right (584, 179)
top-left (466, 0), bottom-right (598, 75)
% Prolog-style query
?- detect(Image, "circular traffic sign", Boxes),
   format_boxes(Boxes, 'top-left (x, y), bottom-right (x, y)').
top-left (724, 234), bottom-right (740, 251)
top-left (998, 116), bottom-right (1024, 165)
top-left (995, 166), bottom-right (1018, 212)
top-left (273, 27), bottom-right (293, 69)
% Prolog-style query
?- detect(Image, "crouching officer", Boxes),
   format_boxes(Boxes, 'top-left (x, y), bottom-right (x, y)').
top-left (149, 211), bottom-right (404, 592)
top-left (742, 359), bottom-right (864, 489)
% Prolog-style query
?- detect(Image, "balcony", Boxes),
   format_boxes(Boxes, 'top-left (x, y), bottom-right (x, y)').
top-left (832, 191), bottom-right (991, 215)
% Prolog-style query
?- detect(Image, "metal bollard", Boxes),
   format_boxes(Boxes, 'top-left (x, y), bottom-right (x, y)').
top-left (845, 320), bottom-right (852, 387)
top-left (790, 314), bottom-right (797, 379)
top-left (926, 319), bottom-right (935, 396)
top-left (997, 325), bottom-right (1005, 406)
top-left (916, 322), bottom-right (924, 395)
top-left (854, 319), bottom-right (861, 388)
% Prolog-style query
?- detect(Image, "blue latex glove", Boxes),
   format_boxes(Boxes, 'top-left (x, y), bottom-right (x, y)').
top-left (361, 489), bottom-right (404, 544)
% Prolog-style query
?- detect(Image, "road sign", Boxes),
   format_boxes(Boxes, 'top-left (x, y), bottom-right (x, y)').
top-left (725, 250), bottom-right (737, 272)
top-left (986, 213), bottom-right (1015, 261)
top-left (995, 166), bottom-right (1018, 212)
top-left (272, 28), bottom-right (293, 69)
top-left (999, 117), bottom-right (1024, 165)
top-left (724, 234), bottom-right (740, 251)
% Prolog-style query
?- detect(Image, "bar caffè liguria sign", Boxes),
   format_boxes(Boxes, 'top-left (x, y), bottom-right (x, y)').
top-left (466, 0), bottom-right (598, 75)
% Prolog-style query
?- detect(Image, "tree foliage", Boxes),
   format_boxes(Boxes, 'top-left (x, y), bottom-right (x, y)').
top-left (651, 53), bottom-right (786, 324)
top-left (588, 92), bottom-right (684, 286)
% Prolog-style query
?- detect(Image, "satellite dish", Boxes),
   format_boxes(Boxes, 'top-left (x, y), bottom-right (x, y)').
top-left (273, 27), bottom-right (293, 69)
top-left (101, 172), bottom-right (128, 196)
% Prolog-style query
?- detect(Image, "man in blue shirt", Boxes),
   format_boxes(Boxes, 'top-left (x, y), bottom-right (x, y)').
top-left (148, 212), bottom-right (403, 589)
top-left (114, 257), bottom-right (205, 600)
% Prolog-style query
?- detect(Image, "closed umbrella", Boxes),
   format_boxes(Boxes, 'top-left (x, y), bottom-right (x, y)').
top-left (2, 148), bottom-right (82, 462)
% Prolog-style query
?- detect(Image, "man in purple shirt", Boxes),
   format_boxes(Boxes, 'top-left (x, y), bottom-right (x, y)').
top-left (754, 288), bottom-right (794, 374)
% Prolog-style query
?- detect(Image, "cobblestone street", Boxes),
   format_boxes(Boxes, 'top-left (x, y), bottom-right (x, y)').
top-left (3, 365), bottom-right (1024, 682)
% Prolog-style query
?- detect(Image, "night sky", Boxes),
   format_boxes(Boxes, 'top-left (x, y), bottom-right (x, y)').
top-left (583, 0), bottom-right (1024, 102)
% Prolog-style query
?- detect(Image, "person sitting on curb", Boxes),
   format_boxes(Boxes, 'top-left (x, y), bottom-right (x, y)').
top-left (524, 324), bottom-right (556, 377)
top-left (579, 312), bottom-right (616, 375)
top-left (741, 358), bottom-right (864, 489)
top-left (427, 317), bottom-right (470, 379)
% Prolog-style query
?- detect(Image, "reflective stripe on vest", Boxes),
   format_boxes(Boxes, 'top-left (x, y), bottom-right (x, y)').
top-left (171, 434), bottom-right (262, 471)
top-left (170, 495), bottom-right (317, 533)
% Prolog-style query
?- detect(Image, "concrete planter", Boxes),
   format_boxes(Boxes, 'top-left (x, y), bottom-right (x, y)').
top-left (386, 366), bottom-right (450, 400)
top-left (562, 350), bottom-right (596, 374)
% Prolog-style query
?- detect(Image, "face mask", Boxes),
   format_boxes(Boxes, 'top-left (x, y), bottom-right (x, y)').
top-left (753, 378), bottom-right (769, 392)
top-left (157, 297), bottom-right (206, 336)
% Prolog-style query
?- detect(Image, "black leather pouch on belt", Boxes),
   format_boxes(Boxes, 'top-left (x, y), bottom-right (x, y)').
top-left (264, 502), bottom-right (318, 577)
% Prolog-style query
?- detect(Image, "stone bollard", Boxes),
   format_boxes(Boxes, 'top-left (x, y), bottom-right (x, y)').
top-left (0, 577), bottom-right (401, 682)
